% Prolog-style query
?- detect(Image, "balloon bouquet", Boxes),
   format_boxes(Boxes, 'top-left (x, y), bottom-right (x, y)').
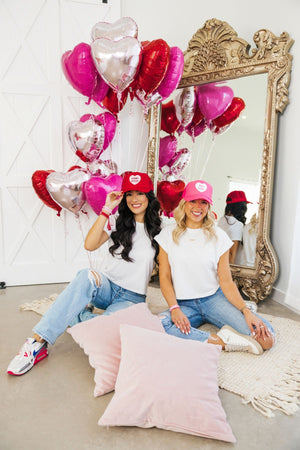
top-left (31, 17), bottom-right (185, 219)
top-left (157, 83), bottom-right (245, 217)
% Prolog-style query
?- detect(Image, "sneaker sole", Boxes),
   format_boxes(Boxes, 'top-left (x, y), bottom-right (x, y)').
top-left (7, 348), bottom-right (48, 376)
top-left (220, 325), bottom-right (263, 355)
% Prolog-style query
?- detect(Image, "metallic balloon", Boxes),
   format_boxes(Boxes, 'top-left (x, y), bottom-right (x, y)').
top-left (46, 169), bottom-right (90, 215)
top-left (87, 159), bottom-right (118, 178)
top-left (91, 37), bottom-right (142, 93)
top-left (174, 87), bottom-right (195, 128)
top-left (68, 117), bottom-right (105, 163)
top-left (91, 17), bottom-right (138, 41)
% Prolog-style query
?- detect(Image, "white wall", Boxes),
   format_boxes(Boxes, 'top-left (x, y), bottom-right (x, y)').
top-left (121, 0), bottom-right (300, 306)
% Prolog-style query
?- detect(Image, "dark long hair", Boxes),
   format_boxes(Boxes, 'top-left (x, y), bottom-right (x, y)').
top-left (109, 191), bottom-right (161, 263)
top-left (225, 202), bottom-right (247, 225)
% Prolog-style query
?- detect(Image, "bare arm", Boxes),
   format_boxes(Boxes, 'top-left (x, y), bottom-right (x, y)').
top-left (229, 240), bottom-right (239, 264)
top-left (84, 191), bottom-right (123, 251)
top-left (158, 246), bottom-right (190, 334)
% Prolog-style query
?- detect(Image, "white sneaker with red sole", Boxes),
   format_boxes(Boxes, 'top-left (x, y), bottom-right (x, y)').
top-left (7, 338), bottom-right (48, 376)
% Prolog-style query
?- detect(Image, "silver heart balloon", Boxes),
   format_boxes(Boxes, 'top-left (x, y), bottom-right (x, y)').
top-left (87, 159), bottom-right (118, 178)
top-left (46, 169), bottom-right (90, 215)
top-left (91, 17), bottom-right (138, 41)
top-left (91, 37), bottom-right (141, 93)
top-left (174, 86), bottom-right (195, 128)
top-left (68, 118), bottom-right (105, 163)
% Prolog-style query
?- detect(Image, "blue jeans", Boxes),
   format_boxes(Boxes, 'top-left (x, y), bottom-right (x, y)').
top-left (33, 268), bottom-right (146, 345)
top-left (159, 287), bottom-right (275, 342)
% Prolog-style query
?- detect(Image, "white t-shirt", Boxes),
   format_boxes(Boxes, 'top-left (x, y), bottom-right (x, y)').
top-left (101, 221), bottom-right (156, 295)
top-left (218, 215), bottom-right (243, 241)
top-left (235, 223), bottom-right (257, 266)
top-left (155, 224), bottom-right (233, 299)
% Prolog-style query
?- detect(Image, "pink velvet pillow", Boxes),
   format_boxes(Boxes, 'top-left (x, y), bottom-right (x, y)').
top-left (67, 303), bottom-right (164, 397)
top-left (99, 325), bottom-right (236, 443)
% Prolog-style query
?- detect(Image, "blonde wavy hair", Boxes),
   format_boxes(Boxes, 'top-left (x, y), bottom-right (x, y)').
top-left (172, 199), bottom-right (216, 244)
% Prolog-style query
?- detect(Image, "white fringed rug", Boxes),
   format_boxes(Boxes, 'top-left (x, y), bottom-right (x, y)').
top-left (19, 287), bottom-right (300, 418)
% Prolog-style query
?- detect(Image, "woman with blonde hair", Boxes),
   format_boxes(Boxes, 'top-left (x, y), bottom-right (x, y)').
top-left (155, 180), bottom-right (274, 354)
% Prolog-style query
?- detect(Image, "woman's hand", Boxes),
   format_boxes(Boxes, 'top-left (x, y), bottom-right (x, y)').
top-left (243, 309), bottom-right (271, 340)
top-left (104, 191), bottom-right (123, 212)
top-left (171, 308), bottom-right (191, 335)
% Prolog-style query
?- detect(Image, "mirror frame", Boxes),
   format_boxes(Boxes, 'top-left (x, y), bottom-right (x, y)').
top-left (147, 18), bottom-right (293, 302)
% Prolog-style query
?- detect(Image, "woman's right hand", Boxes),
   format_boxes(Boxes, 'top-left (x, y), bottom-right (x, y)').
top-left (104, 191), bottom-right (123, 212)
top-left (171, 308), bottom-right (191, 335)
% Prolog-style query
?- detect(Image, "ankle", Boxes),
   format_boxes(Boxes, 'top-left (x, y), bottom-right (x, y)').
top-left (33, 333), bottom-right (45, 343)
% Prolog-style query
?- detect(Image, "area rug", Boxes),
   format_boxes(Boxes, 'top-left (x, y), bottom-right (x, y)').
top-left (19, 287), bottom-right (300, 418)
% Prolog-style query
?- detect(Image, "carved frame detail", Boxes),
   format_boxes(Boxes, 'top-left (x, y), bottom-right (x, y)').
top-left (147, 18), bottom-right (293, 301)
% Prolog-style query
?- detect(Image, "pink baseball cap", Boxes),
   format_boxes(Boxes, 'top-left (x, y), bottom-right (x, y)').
top-left (182, 180), bottom-right (213, 205)
top-left (226, 190), bottom-right (252, 204)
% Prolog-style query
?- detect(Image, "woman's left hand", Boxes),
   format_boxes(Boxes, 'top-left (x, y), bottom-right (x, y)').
top-left (243, 309), bottom-right (271, 340)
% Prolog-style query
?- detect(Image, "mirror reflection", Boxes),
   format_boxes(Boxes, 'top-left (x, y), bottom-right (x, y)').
top-left (158, 73), bottom-right (267, 268)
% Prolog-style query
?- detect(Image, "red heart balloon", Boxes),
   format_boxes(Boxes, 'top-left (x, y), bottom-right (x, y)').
top-left (157, 180), bottom-right (185, 216)
top-left (32, 170), bottom-right (62, 216)
top-left (101, 87), bottom-right (129, 116)
top-left (161, 100), bottom-right (180, 135)
top-left (211, 97), bottom-right (245, 133)
top-left (136, 39), bottom-right (170, 95)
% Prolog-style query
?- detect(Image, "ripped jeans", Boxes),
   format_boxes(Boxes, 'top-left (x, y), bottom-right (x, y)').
top-left (159, 287), bottom-right (275, 342)
top-left (33, 268), bottom-right (146, 345)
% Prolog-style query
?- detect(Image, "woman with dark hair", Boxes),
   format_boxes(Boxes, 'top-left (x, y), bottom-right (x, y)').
top-left (155, 180), bottom-right (274, 355)
top-left (7, 172), bottom-right (161, 376)
top-left (218, 190), bottom-right (251, 264)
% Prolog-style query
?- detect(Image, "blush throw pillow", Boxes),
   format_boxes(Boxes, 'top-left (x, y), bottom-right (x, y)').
top-left (99, 325), bottom-right (236, 443)
top-left (67, 303), bottom-right (165, 397)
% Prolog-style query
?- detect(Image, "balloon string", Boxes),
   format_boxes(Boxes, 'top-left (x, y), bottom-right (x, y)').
top-left (76, 214), bottom-right (93, 269)
top-left (137, 111), bottom-right (147, 171)
top-left (199, 135), bottom-right (216, 179)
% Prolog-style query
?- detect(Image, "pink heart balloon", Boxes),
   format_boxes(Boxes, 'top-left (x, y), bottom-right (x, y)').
top-left (159, 136), bottom-right (178, 169)
top-left (91, 37), bottom-right (142, 93)
top-left (197, 84), bottom-right (234, 121)
top-left (91, 17), bottom-right (138, 41)
top-left (46, 169), bottom-right (90, 215)
top-left (61, 43), bottom-right (98, 98)
top-left (157, 47), bottom-right (184, 99)
top-left (68, 117), bottom-right (105, 163)
top-left (80, 112), bottom-right (117, 150)
top-left (83, 174), bottom-right (123, 215)
top-left (87, 159), bottom-right (118, 178)
top-left (185, 119), bottom-right (207, 142)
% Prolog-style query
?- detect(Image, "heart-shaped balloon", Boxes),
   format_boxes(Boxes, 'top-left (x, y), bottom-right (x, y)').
top-left (174, 86), bottom-right (195, 129)
top-left (91, 17), bottom-right (138, 41)
top-left (46, 169), bottom-right (90, 215)
top-left (61, 43), bottom-right (98, 98)
top-left (157, 47), bottom-right (184, 99)
top-left (197, 84), bottom-right (234, 121)
top-left (87, 159), bottom-right (118, 178)
top-left (80, 112), bottom-right (117, 150)
top-left (91, 37), bottom-right (142, 93)
top-left (167, 148), bottom-right (191, 175)
top-left (101, 86), bottom-right (129, 116)
top-left (161, 100), bottom-right (180, 135)
top-left (90, 76), bottom-right (110, 106)
top-left (83, 174), bottom-right (123, 215)
top-left (32, 170), bottom-right (62, 216)
top-left (185, 119), bottom-right (207, 142)
top-left (211, 97), bottom-right (245, 134)
top-left (136, 39), bottom-right (170, 96)
top-left (159, 135), bottom-right (178, 169)
top-left (68, 117), bottom-right (105, 163)
top-left (157, 180), bottom-right (185, 216)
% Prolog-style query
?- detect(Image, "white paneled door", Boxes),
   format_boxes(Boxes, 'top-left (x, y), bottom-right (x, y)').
top-left (0, 0), bottom-right (121, 285)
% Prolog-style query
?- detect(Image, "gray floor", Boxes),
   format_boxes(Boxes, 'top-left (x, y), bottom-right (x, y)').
top-left (1, 282), bottom-right (300, 450)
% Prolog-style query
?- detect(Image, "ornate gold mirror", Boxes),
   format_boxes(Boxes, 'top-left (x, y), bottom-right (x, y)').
top-left (147, 18), bottom-right (293, 302)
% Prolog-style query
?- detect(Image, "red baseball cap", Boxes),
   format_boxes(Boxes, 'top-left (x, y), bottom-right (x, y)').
top-left (182, 180), bottom-right (213, 205)
top-left (122, 172), bottom-right (153, 193)
top-left (226, 190), bottom-right (252, 204)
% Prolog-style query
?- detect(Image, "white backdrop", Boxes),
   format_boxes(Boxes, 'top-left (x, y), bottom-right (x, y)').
top-left (0, 0), bottom-right (148, 286)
